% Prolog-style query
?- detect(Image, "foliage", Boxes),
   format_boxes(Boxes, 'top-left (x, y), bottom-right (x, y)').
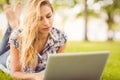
top-left (52, 0), bottom-right (83, 10)
top-left (76, 10), bottom-right (100, 18)
top-left (102, 0), bottom-right (120, 30)
top-left (0, 0), bottom-right (7, 5)
top-left (52, 0), bottom-right (99, 18)
top-left (103, 0), bottom-right (120, 16)
top-left (0, 0), bottom-right (6, 13)
top-left (0, 0), bottom-right (20, 13)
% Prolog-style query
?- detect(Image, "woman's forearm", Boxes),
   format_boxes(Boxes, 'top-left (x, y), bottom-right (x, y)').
top-left (11, 71), bottom-right (43, 80)
top-left (11, 71), bottom-right (34, 80)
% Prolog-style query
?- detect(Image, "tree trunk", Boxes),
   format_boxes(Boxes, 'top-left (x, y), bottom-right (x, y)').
top-left (107, 12), bottom-right (114, 41)
top-left (84, 0), bottom-right (88, 41)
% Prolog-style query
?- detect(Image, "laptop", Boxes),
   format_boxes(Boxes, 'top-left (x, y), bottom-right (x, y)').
top-left (44, 51), bottom-right (110, 80)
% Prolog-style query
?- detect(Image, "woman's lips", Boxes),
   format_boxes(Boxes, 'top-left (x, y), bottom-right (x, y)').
top-left (42, 27), bottom-right (51, 31)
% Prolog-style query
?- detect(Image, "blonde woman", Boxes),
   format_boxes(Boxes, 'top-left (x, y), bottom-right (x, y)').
top-left (9, 0), bottom-right (67, 80)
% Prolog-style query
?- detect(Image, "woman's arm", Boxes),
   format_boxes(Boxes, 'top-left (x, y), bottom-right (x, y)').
top-left (10, 45), bottom-right (44, 80)
top-left (57, 43), bottom-right (67, 53)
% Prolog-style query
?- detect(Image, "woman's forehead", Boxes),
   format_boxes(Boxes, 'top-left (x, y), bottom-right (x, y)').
top-left (40, 5), bottom-right (52, 16)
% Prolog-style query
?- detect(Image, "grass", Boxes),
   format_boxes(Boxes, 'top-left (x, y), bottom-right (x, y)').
top-left (0, 41), bottom-right (120, 80)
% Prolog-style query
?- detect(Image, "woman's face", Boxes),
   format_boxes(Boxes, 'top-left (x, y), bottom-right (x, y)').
top-left (38, 4), bottom-right (53, 34)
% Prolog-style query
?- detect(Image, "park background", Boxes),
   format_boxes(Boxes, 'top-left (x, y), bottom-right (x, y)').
top-left (0, 0), bottom-right (120, 80)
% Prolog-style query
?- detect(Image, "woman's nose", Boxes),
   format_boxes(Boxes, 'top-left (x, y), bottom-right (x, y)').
top-left (43, 18), bottom-right (49, 26)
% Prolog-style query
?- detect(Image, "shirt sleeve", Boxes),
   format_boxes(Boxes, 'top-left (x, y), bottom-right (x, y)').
top-left (8, 29), bottom-right (21, 49)
top-left (59, 30), bottom-right (68, 47)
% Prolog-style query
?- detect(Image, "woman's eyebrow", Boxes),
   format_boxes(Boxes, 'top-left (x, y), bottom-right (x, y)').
top-left (46, 12), bottom-right (52, 16)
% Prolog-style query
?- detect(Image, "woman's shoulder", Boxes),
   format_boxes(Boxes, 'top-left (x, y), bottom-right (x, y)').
top-left (10, 28), bottom-right (22, 39)
top-left (9, 28), bottom-right (22, 48)
top-left (51, 27), bottom-right (67, 45)
top-left (51, 27), bottom-right (66, 36)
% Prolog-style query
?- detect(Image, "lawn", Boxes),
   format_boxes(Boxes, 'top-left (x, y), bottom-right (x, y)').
top-left (0, 41), bottom-right (120, 80)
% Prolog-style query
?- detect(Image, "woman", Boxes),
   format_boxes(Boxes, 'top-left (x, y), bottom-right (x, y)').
top-left (9, 0), bottom-right (67, 80)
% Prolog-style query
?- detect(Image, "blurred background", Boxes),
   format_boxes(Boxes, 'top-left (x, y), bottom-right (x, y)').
top-left (0, 0), bottom-right (120, 80)
top-left (0, 0), bottom-right (120, 41)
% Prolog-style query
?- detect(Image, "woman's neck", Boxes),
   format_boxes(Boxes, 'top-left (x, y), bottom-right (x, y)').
top-left (38, 32), bottom-right (49, 40)
top-left (36, 33), bottom-right (49, 53)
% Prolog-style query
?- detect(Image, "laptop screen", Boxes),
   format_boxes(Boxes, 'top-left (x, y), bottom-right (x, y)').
top-left (44, 51), bottom-right (110, 80)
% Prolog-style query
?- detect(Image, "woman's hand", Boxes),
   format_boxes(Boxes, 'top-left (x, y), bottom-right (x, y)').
top-left (34, 73), bottom-right (44, 80)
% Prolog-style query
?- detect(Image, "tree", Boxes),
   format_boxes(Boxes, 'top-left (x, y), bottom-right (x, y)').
top-left (94, 0), bottom-right (120, 40)
top-left (84, 0), bottom-right (88, 41)
top-left (52, 0), bottom-right (90, 41)
top-left (103, 0), bottom-right (120, 40)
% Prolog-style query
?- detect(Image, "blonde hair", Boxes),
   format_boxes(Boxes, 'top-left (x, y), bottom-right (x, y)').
top-left (19, 0), bottom-right (53, 71)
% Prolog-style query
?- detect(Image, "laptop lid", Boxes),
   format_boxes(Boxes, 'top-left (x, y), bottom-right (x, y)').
top-left (44, 51), bottom-right (110, 80)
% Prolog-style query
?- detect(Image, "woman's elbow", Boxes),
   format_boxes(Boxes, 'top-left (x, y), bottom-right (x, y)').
top-left (10, 71), bottom-right (17, 78)
top-left (10, 70), bottom-right (20, 79)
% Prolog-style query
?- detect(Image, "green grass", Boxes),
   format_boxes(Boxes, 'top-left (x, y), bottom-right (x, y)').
top-left (0, 41), bottom-right (120, 80)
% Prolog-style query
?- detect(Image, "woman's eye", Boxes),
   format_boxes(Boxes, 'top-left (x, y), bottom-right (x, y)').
top-left (47, 15), bottom-right (51, 18)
